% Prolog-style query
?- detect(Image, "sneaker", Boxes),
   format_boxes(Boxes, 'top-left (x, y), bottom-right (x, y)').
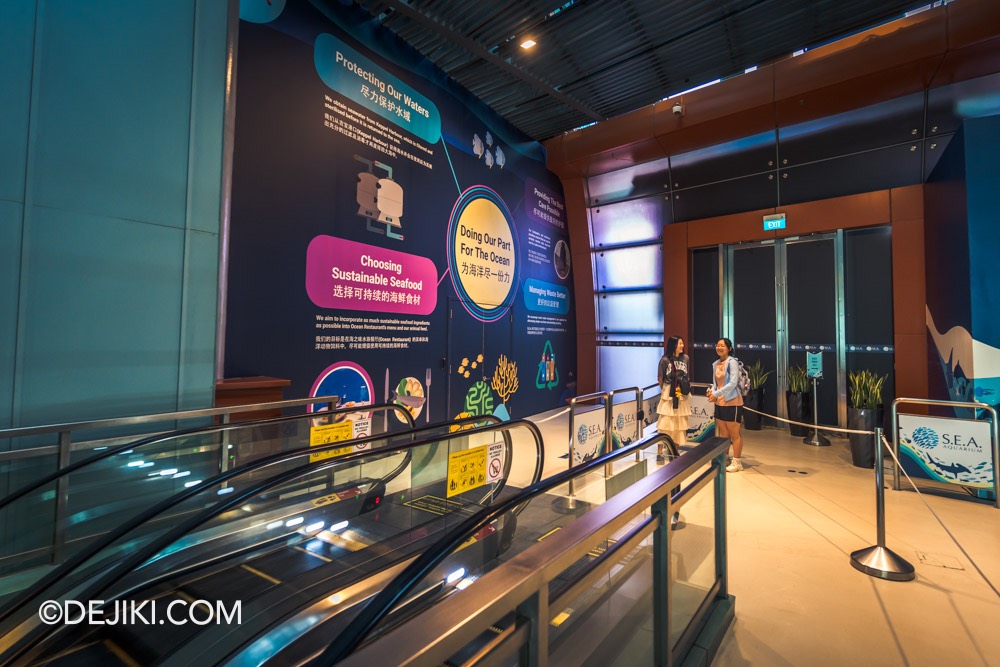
top-left (656, 454), bottom-right (666, 465)
top-left (725, 458), bottom-right (743, 473)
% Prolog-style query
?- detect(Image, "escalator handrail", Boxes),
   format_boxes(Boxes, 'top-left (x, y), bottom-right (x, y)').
top-left (0, 413), bottom-right (497, 625)
top-left (0, 419), bottom-right (542, 663)
top-left (0, 401), bottom-right (413, 513)
top-left (316, 432), bottom-right (679, 665)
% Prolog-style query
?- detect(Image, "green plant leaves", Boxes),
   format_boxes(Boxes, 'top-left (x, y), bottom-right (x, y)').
top-left (746, 359), bottom-right (773, 389)
top-left (786, 365), bottom-right (810, 393)
top-left (848, 370), bottom-right (887, 409)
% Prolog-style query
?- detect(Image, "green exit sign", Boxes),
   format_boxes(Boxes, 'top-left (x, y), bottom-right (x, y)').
top-left (763, 213), bottom-right (786, 231)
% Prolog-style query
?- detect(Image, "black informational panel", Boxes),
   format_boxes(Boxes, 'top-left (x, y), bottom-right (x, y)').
top-left (732, 246), bottom-right (779, 422)
top-left (224, 2), bottom-right (575, 425)
top-left (691, 247), bottom-right (720, 385)
top-left (786, 239), bottom-right (837, 425)
top-left (845, 227), bottom-right (895, 416)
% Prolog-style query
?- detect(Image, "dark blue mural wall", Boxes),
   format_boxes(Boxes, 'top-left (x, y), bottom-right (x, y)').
top-left (924, 115), bottom-right (1000, 411)
top-left (224, 0), bottom-right (575, 424)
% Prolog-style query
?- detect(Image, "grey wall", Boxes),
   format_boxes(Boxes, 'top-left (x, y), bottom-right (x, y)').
top-left (0, 2), bottom-right (230, 430)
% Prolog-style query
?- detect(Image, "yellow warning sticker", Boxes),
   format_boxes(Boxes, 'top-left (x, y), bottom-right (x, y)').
top-left (309, 421), bottom-right (354, 462)
top-left (446, 445), bottom-right (488, 498)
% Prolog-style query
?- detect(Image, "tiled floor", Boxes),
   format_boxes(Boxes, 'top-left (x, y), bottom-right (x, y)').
top-left (522, 408), bottom-right (1000, 667)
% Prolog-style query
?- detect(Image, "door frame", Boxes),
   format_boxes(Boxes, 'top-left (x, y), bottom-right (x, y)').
top-left (721, 231), bottom-right (847, 427)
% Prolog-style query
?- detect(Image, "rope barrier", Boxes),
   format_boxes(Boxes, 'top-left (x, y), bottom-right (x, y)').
top-left (738, 404), bottom-right (874, 435)
top-left (880, 434), bottom-right (1000, 599)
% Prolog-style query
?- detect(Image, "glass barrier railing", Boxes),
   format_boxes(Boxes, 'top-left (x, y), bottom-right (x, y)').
top-left (0, 419), bottom-right (544, 667)
top-left (0, 403), bottom-right (416, 578)
top-left (321, 435), bottom-right (729, 667)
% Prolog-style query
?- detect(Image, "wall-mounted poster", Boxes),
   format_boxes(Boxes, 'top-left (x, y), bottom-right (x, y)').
top-left (225, 0), bottom-right (575, 425)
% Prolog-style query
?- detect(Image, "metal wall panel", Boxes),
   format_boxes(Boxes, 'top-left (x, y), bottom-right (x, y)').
top-left (777, 93), bottom-right (925, 167)
top-left (673, 173), bottom-right (778, 223)
top-left (779, 142), bottom-right (922, 206)
top-left (669, 131), bottom-right (777, 190)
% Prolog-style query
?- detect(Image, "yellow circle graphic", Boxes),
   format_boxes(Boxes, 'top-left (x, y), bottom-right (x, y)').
top-left (453, 197), bottom-right (517, 311)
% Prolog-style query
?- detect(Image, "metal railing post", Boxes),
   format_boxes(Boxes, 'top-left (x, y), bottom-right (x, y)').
top-left (849, 427), bottom-right (914, 581)
top-left (52, 430), bottom-right (72, 564)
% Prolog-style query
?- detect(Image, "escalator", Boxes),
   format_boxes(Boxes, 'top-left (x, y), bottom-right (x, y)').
top-left (0, 418), bottom-right (544, 666)
top-left (304, 431), bottom-right (692, 666)
top-left (0, 402), bottom-right (438, 586)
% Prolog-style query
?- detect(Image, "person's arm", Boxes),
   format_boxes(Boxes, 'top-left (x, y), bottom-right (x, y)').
top-left (713, 358), bottom-right (740, 398)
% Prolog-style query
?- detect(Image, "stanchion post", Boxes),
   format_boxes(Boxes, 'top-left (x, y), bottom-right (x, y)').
top-left (803, 375), bottom-right (830, 446)
top-left (849, 426), bottom-right (915, 581)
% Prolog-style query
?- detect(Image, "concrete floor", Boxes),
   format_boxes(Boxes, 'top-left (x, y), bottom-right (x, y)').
top-left (518, 407), bottom-right (1000, 667)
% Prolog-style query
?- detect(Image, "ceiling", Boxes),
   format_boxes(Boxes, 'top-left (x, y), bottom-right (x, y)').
top-left (355, 0), bottom-right (936, 142)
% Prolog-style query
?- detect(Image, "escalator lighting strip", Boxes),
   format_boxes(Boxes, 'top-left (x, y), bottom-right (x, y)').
top-left (330, 520), bottom-right (349, 532)
top-left (217, 487), bottom-right (235, 495)
top-left (551, 610), bottom-right (572, 627)
top-left (184, 480), bottom-right (201, 488)
top-left (445, 568), bottom-right (466, 584)
top-left (285, 517), bottom-right (304, 527)
top-left (537, 527), bottom-right (561, 542)
top-left (159, 469), bottom-right (179, 476)
top-left (304, 521), bottom-right (325, 533)
top-left (266, 520), bottom-right (284, 530)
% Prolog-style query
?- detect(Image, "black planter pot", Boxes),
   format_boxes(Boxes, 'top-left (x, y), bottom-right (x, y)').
top-left (743, 388), bottom-right (764, 430)
top-left (785, 391), bottom-right (812, 436)
top-left (847, 406), bottom-right (885, 468)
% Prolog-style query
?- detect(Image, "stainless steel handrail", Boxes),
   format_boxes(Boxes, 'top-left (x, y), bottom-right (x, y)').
top-left (0, 394), bottom-right (342, 461)
top-left (1, 419), bottom-right (547, 664)
top-left (329, 436), bottom-right (730, 667)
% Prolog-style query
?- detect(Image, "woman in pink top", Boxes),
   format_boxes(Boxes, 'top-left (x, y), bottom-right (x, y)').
top-left (707, 337), bottom-right (745, 472)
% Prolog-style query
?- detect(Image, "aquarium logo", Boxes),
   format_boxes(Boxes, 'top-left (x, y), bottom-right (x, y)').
top-left (616, 414), bottom-right (625, 431)
top-left (577, 424), bottom-right (589, 445)
top-left (911, 426), bottom-right (939, 450)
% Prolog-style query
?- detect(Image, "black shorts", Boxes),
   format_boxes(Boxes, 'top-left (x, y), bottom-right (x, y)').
top-left (714, 405), bottom-right (741, 423)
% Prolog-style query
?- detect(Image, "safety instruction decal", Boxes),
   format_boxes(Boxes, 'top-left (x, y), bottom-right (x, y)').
top-left (447, 445), bottom-right (487, 497)
top-left (309, 420), bottom-right (354, 462)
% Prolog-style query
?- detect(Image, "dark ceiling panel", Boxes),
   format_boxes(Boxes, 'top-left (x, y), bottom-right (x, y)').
top-left (354, 0), bottom-right (934, 141)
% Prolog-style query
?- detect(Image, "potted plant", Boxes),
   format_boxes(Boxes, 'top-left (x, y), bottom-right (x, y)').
top-left (785, 365), bottom-right (812, 436)
top-left (847, 370), bottom-right (887, 468)
top-left (742, 360), bottom-right (772, 430)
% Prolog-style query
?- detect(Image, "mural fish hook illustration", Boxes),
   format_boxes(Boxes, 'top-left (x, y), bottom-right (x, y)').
top-left (355, 154), bottom-right (404, 240)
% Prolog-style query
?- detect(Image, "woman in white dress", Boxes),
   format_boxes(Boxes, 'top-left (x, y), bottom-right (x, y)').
top-left (656, 336), bottom-right (690, 463)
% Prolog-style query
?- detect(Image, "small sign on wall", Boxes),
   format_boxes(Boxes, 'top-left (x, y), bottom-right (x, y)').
top-left (763, 213), bottom-right (786, 231)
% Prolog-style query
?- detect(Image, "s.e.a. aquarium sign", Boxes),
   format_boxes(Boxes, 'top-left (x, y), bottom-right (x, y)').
top-left (898, 414), bottom-right (994, 489)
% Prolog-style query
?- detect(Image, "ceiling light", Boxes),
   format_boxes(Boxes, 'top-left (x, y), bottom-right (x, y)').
top-left (520, 38), bottom-right (536, 49)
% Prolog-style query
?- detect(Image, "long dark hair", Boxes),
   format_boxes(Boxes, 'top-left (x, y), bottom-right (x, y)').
top-left (666, 335), bottom-right (682, 358)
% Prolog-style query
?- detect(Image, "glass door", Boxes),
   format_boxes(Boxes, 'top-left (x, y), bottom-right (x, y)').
top-left (784, 236), bottom-right (841, 427)
top-left (726, 244), bottom-right (780, 422)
